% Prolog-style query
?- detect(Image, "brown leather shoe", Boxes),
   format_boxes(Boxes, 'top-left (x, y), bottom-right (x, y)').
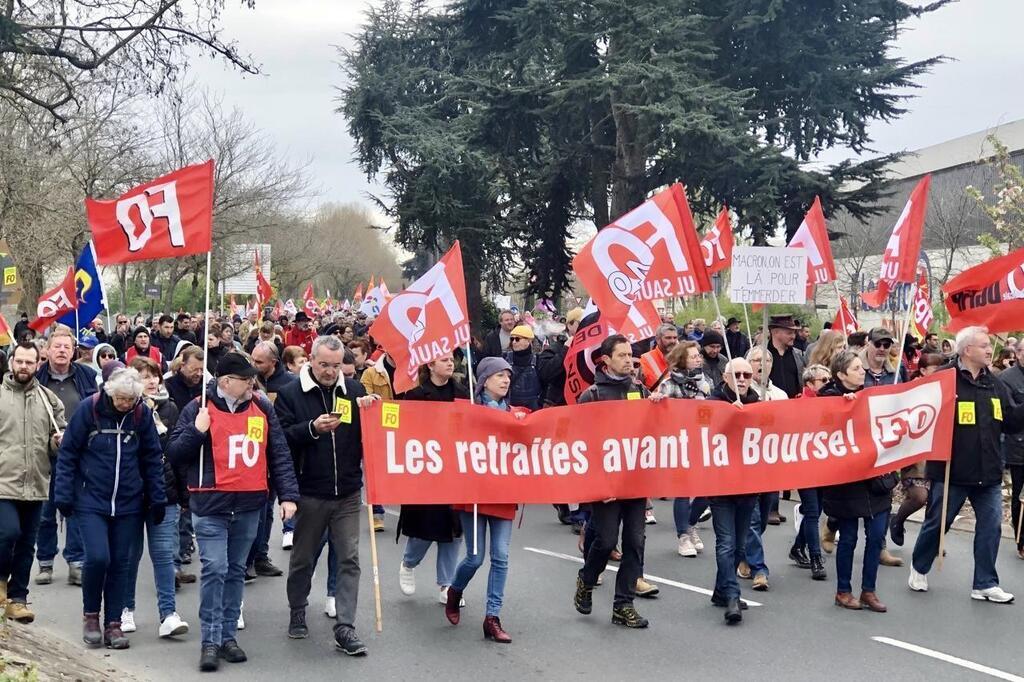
top-left (445, 587), bottom-right (462, 625)
top-left (483, 616), bottom-right (512, 643)
top-left (5, 601), bottom-right (35, 623)
top-left (879, 549), bottom-right (904, 567)
top-left (859, 591), bottom-right (888, 613)
top-left (834, 592), bottom-right (862, 610)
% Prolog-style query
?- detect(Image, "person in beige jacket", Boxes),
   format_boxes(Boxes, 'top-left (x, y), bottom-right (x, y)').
top-left (0, 342), bottom-right (66, 623)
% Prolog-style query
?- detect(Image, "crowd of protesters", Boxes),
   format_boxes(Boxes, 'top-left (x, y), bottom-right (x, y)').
top-left (1, 302), bottom-right (1023, 671)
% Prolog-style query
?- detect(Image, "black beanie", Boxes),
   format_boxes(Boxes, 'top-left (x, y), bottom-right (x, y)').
top-left (700, 330), bottom-right (725, 348)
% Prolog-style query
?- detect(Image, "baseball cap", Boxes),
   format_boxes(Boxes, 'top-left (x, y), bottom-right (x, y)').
top-left (216, 352), bottom-right (259, 378)
top-left (867, 327), bottom-right (894, 344)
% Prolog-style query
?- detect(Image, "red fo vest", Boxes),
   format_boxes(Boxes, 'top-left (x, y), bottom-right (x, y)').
top-left (203, 401), bottom-right (269, 493)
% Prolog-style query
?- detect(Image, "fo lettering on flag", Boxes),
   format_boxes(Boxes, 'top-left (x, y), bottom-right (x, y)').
top-left (302, 283), bottom-right (319, 316)
top-left (369, 242), bottom-right (470, 394)
top-left (942, 246), bottom-right (1024, 334)
top-left (861, 175), bottom-right (931, 308)
top-left (87, 160), bottom-right (214, 265)
top-left (30, 267), bottom-right (78, 332)
top-left (700, 207), bottom-right (734, 275)
top-left (572, 183), bottom-right (711, 341)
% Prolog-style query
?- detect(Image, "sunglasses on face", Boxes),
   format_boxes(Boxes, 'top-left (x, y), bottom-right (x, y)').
top-left (99, 352), bottom-right (115, 359)
top-left (873, 340), bottom-right (893, 350)
top-left (733, 372), bottom-right (754, 380)
top-left (511, 337), bottom-right (526, 342)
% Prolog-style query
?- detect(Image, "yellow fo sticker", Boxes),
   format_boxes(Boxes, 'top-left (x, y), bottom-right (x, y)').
top-left (382, 402), bottom-right (400, 429)
top-left (992, 398), bottom-right (1003, 421)
top-left (246, 416), bottom-right (266, 442)
top-left (626, 391), bottom-right (643, 401)
top-left (2, 266), bottom-right (15, 286)
top-left (957, 402), bottom-right (976, 426)
top-left (334, 397), bottom-right (352, 424)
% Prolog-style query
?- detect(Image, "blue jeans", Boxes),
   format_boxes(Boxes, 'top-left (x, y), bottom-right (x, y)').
top-left (673, 497), bottom-right (711, 536)
top-left (794, 488), bottom-right (822, 556)
top-left (36, 476), bottom-right (84, 567)
top-left (912, 482), bottom-right (1002, 589)
top-left (78, 512), bottom-right (144, 625)
top-left (836, 510), bottom-right (888, 593)
top-left (125, 506), bottom-right (180, 620)
top-left (710, 496), bottom-right (755, 600)
top-left (744, 495), bottom-right (771, 578)
top-left (247, 494), bottom-right (274, 565)
top-left (178, 508), bottom-right (194, 563)
top-left (402, 537), bottom-right (460, 588)
top-left (372, 505), bottom-right (385, 516)
top-left (313, 532), bottom-right (339, 596)
top-left (193, 510), bottom-right (261, 645)
top-left (0, 500), bottom-right (43, 603)
top-left (452, 512), bottom-right (513, 617)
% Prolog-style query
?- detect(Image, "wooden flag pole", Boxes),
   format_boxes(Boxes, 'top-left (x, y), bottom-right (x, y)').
top-left (742, 303), bottom-right (753, 345)
top-left (366, 501), bottom-right (384, 632)
top-left (1016, 503), bottom-right (1023, 547)
top-left (466, 342), bottom-right (478, 556)
top-left (712, 294), bottom-right (740, 391)
top-left (832, 282), bottom-right (849, 334)
top-left (893, 281), bottom-right (918, 387)
top-left (759, 305), bottom-right (770, 395)
top-left (936, 463), bottom-right (952, 571)
top-left (199, 250), bottom-right (212, 489)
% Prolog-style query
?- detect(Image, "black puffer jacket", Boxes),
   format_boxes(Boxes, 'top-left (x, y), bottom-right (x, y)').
top-left (397, 378), bottom-right (469, 543)
top-left (578, 369), bottom-right (648, 403)
top-left (818, 380), bottom-right (894, 518)
top-left (146, 391), bottom-right (189, 507)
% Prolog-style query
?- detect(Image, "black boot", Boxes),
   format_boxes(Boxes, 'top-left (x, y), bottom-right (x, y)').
top-left (890, 516), bottom-right (906, 547)
top-left (574, 574), bottom-right (593, 615)
top-left (288, 608), bottom-right (308, 639)
top-left (199, 643), bottom-right (220, 672)
top-left (788, 544), bottom-right (811, 569)
top-left (710, 591), bottom-right (748, 609)
top-left (725, 598), bottom-right (743, 624)
top-left (810, 554), bottom-right (827, 581)
top-left (611, 604), bottom-right (649, 628)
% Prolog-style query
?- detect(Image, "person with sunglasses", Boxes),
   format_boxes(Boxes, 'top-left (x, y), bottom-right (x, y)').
top-left (89, 344), bottom-right (118, 383)
top-left (859, 328), bottom-right (908, 387)
top-left (109, 316), bottom-right (132, 358)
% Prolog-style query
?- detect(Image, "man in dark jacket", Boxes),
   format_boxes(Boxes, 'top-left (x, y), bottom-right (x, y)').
top-left (152, 315), bottom-right (181, 363)
top-left (998, 342), bottom-right (1024, 558)
top-left (910, 326), bottom-right (1024, 603)
top-left (573, 334), bottom-right (665, 630)
top-left (35, 326), bottom-right (97, 586)
top-left (536, 308), bottom-right (583, 408)
top-left (174, 313), bottom-right (198, 345)
top-left (165, 346), bottom-right (206, 413)
top-left (252, 342), bottom-right (297, 397)
top-left (707, 358), bottom-right (759, 625)
top-left (481, 310), bottom-right (516, 359)
top-left (700, 331), bottom-right (729, 388)
top-left (274, 335), bottom-right (376, 657)
top-left (168, 353), bottom-right (300, 672)
top-left (725, 317), bottom-right (750, 362)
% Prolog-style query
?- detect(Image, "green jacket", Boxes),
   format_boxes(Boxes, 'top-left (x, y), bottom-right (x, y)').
top-left (0, 373), bottom-right (67, 501)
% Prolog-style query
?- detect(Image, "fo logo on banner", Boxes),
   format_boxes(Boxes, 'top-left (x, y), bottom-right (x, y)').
top-left (868, 382), bottom-right (942, 468)
top-left (116, 182), bottom-right (184, 253)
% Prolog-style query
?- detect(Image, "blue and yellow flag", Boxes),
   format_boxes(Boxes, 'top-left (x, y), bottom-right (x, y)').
top-left (58, 241), bottom-right (108, 341)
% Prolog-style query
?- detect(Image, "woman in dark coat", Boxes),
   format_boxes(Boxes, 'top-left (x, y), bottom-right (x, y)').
top-left (820, 351), bottom-right (895, 613)
top-left (396, 354), bottom-right (469, 606)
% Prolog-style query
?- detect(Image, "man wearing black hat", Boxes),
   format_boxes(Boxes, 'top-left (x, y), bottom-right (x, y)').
top-left (700, 330), bottom-right (729, 388)
top-left (725, 317), bottom-right (750, 361)
top-left (168, 353), bottom-right (300, 672)
top-left (766, 315), bottom-right (805, 399)
top-left (285, 312), bottom-right (317, 356)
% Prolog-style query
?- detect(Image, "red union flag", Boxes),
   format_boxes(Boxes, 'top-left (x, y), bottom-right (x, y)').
top-left (302, 283), bottom-right (318, 316)
top-left (942, 247), bottom-right (1024, 334)
top-left (861, 175), bottom-right (931, 308)
top-left (912, 284), bottom-right (933, 337)
top-left (254, 250), bottom-right (273, 306)
top-left (29, 267), bottom-right (78, 332)
top-left (369, 242), bottom-right (470, 394)
top-left (832, 295), bottom-right (858, 335)
top-left (700, 207), bottom-right (734, 275)
top-left (87, 160), bottom-right (214, 265)
top-left (573, 183), bottom-right (711, 334)
top-left (788, 197), bottom-right (836, 296)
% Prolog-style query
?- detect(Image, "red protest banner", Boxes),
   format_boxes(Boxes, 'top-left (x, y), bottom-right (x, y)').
top-left (368, 242), bottom-right (470, 394)
top-left (362, 370), bottom-right (955, 504)
top-left (942, 247), bottom-right (1024, 334)
top-left (87, 160), bottom-right (214, 265)
top-left (700, 207), bottom-right (734, 275)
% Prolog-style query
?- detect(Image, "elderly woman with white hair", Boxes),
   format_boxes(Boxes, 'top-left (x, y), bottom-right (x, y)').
top-left (54, 362), bottom-right (167, 650)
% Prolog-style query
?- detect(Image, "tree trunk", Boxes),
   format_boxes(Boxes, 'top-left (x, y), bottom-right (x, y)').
top-left (463, 245), bottom-right (485, 338)
top-left (609, 102), bottom-right (646, 222)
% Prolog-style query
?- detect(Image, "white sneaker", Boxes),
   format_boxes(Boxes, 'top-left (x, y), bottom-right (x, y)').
top-left (687, 527), bottom-right (704, 553)
top-left (237, 601), bottom-right (245, 630)
top-left (908, 568), bottom-right (929, 592)
top-left (399, 563), bottom-right (416, 596)
top-left (282, 531), bottom-right (294, 550)
top-left (439, 586), bottom-right (465, 607)
top-left (645, 509), bottom-right (657, 525)
top-left (158, 612), bottom-right (189, 638)
top-left (971, 586), bottom-right (1015, 603)
top-left (325, 596), bottom-right (337, 618)
top-left (677, 534), bottom-right (697, 557)
top-left (120, 608), bottom-right (136, 633)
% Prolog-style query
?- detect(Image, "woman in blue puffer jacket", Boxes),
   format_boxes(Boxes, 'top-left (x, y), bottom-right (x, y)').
top-left (54, 363), bottom-right (166, 650)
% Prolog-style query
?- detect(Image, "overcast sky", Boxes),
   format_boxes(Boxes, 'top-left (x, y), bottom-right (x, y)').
top-left (190, 0), bottom-right (1024, 210)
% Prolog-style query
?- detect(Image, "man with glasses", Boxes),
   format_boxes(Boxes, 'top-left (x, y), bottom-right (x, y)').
top-left (168, 353), bottom-right (300, 672)
top-left (110, 316), bottom-right (132, 358)
top-left (275, 335), bottom-right (378, 656)
top-left (910, 326), bottom-right (1024, 603)
top-left (503, 324), bottom-right (543, 411)
top-left (860, 327), bottom-right (907, 387)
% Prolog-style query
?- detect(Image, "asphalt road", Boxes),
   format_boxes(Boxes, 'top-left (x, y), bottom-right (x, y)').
top-left (21, 499), bottom-right (1024, 681)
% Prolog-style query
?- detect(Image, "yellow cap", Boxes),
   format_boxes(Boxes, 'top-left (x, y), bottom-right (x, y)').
top-left (511, 324), bottom-right (535, 340)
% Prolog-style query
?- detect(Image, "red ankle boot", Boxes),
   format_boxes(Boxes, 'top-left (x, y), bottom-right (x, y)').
top-left (445, 587), bottom-right (462, 625)
top-left (483, 616), bottom-right (511, 643)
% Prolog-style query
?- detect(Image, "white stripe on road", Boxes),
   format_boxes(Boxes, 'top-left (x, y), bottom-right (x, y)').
top-left (872, 637), bottom-right (1024, 681)
top-left (522, 546), bottom-right (763, 607)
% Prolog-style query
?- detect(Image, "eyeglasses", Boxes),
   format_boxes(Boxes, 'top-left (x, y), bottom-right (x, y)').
top-left (99, 352), bottom-right (115, 359)
top-left (226, 375), bottom-right (255, 384)
top-left (872, 340), bottom-right (893, 350)
top-left (511, 337), bottom-right (526, 342)
top-left (732, 372), bottom-right (754, 380)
